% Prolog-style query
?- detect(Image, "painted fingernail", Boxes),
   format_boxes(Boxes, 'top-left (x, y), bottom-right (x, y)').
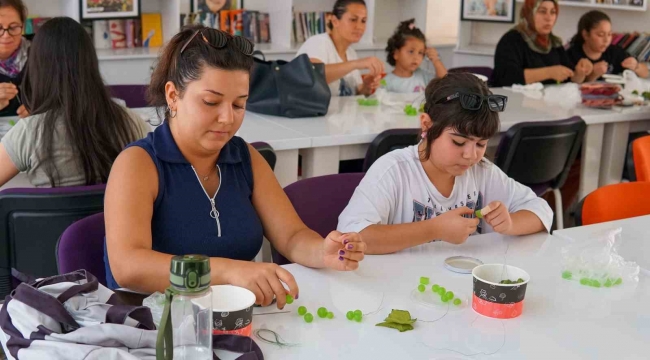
top-left (347, 244), bottom-right (353, 250)
top-left (339, 250), bottom-right (345, 256)
top-left (295, 294), bottom-right (299, 299)
top-left (343, 239), bottom-right (349, 244)
top-left (339, 256), bottom-right (344, 261)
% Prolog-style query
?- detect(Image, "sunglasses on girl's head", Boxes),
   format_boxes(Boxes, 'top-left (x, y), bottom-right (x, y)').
top-left (180, 28), bottom-right (255, 56)
top-left (435, 91), bottom-right (508, 112)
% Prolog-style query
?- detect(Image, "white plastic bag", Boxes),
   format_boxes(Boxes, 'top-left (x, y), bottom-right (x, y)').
top-left (560, 228), bottom-right (640, 288)
top-left (142, 291), bottom-right (166, 327)
top-left (543, 83), bottom-right (582, 109)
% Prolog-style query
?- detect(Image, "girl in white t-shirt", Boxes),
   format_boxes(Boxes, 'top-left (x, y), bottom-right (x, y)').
top-left (384, 19), bottom-right (447, 93)
top-left (338, 72), bottom-right (553, 254)
top-left (296, 0), bottom-right (384, 96)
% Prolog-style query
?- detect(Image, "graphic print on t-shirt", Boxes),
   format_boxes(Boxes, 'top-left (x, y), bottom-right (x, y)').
top-left (339, 78), bottom-right (354, 96)
top-left (412, 191), bottom-right (484, 234)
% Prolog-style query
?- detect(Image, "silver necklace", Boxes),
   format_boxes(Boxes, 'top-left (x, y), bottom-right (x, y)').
top-left (190, 165), bottom-right (222, 237)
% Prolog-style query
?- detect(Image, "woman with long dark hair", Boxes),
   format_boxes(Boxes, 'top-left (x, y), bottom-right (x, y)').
top-left (0, 17), bottom-right (148, 187)
top-left (567, 10), bottom-right (648, 81)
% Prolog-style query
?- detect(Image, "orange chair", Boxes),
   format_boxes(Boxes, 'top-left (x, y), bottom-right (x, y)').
top-left (576, 182), bottom-right (650, 226)
top-left (633, 136), bottom-right (650, 182)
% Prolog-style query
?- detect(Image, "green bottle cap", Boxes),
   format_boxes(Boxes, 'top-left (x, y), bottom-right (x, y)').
top-left (169, 255), bottom-right (211, 292)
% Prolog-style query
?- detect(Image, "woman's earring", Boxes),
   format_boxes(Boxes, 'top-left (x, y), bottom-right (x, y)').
top-left (167, 104), bottom-right (177, 118)
top-left (421, 132), bottom-right (426, 139)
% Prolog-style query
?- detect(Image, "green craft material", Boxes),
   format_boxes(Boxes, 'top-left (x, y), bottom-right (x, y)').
top-left (432, 284), bottom-right (439, 292)
top-left (615, 278), bottom-right (623, 285)
top-left (453, 298), bottom-right (462, 306)
top-left (419, 103), bottom-right (424, 113)
top-left (380, 79), bottom-right (387, 87)
top-left (499, 278), bottom-right (525, 284)
top-left (285, 294), bottom-right (294, 304)
top-left (604, 279), bottom-right (613, 287)
top-left (475, 209), bottom-right (484, 219)
top-left (375, 309), bottom-right (417, 332)
top-left (420, 277), bottom-right (430, 285)
top-left (562, 271), bottom-right (573, 280)
top-left (590, 280), bottom-right (601, 288)
top-left (317, 307), bottom-right (328, 318)
top-left (8, 120), bottom-right (15, 126)
top-left (580, 278), bottom-right (589, 285)
top-left (357, 98), bottom-right (379, 106)
top-left (304, 313), bottom-right (313, 323)
top-left (438, 286), bottom-right (446, 295)
top-left (445, 291), bottom-right (454, 299)
top-left (417, 284), bottom-right (425, 292)
top-left (346, 311), bottom-right (354, 320)
top-left (297, 306), bottom-right (307, 316)
top-left (404, 104), bottom-right (418, 116)
top-left (326, 312), bottom-right (334, 319)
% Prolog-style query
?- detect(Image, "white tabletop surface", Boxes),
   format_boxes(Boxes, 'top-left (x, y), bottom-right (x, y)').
top-left (256, 88), bottom-right (650, 149)
top-left (249, 229), bottom-right (649, 359)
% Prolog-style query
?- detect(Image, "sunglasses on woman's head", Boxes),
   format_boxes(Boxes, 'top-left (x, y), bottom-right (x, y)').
top-left (180, 28), bottom-right (255, 56)
top-left (435, 90), bottom-right (508, 112)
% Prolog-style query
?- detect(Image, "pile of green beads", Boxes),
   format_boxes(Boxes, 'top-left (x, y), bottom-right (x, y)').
top-left (430, 283), bottom-right (462, 306)
top-left (317, 307), bottom-right (328, 318)
top-left (297, 306), bottom-right (307, 316)
top-left (499, 278), bottom-right (524, 284)
top-left (404, 104), bottom-right (418, 116)
top-left (579, 277), bottom-right (622, 288)
top-left (285, 294), bottom-right (294, 304)
top-left (357, 98), bottom-right (379, 106)
top-left (346, 309), bottom-right (363, 322)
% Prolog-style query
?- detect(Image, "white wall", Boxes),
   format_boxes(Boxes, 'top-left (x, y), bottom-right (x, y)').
top-left (471, 2), bottom-right (650, 46)
top-left (426, 0), bottom-right (460, 40)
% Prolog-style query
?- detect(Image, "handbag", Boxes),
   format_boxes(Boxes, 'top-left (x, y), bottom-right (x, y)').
top-left (247, 51), bottom-right (331, 118)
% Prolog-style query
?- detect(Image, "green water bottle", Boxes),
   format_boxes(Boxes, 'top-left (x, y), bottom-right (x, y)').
top-left (156, 255), bottom-right (212, 360)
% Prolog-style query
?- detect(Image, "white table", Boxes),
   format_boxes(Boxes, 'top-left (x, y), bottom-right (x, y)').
top-left (257, 89), bottom-right (650, 200)
top-left (248, 228), bottom-right (649, 359)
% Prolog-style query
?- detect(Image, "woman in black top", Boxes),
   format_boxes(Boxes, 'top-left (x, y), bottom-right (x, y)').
top-left (491, 0), bottom-right (592, 87)
top-left (0, 0), bottom-right (30, 117)
top-left (567, 10), bottom-right (649, 82)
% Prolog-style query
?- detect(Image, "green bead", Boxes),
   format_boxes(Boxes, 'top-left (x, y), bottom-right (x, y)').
top-left (445, 291), bottom-right (454, 299)
top-left (353, 310), bottom-right (362, 317)
top-left (438, 287), bottom-right (446, 295)
top-left (615, 278), bottom-right (623, 285)
top-left (604, 279), bottom-right (613, 287)
top-left (441, 296), bottom-right (449, 303)
top-left (317, 307), bottom-right (328, 318)
top-left (420, 277), bottom-right (430, 285)
top-left (453, 298), bottom-right (462, 306)
top-left (346, 311), bottom-right (354, 320)
top-left (297, 306), bottom-right (307, 316)
top-left (285, 294), bottom-right (294, 304)
top-left (417, 284), bottom-right (425, 292)
top-left (517, 278), bottom-right (525, 283)
top-left (432, 284), bottom-right (440, 292)
top-left (562, 271), bottom-right (572, 280)
top-left (591, 280), bottom-right (601, 288)
top-left (326, 312), bottom-right (334, 319)
top-left (304, 313), bottom-right (313, 323)
top-left (580, 278), bottom-right (589, 286)
top-left (354, 313), bottom-right (362, 322)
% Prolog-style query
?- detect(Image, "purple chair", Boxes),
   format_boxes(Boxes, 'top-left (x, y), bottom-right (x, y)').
top-left (56, 213), bottom-right (107, 286)
top-left (363, 129), bottom-right (420, 172)
top-left (108, 85), bottom-right (149, 108)
top-left (251, 142), bottom-right (276, 170)
top-left (494, 117), bottom-right (586, 230)
top-left (448, 66), bottom-right (493, 79)
top-left (0, 185), bottom-right (106, 298)
top-left (276, 173), bottom-right (365, 265)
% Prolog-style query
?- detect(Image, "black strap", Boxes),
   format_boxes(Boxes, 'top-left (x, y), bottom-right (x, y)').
top-left (213, 334), bottom-right (264, 360)
top-left (252, 50), bottom-right (266, 62)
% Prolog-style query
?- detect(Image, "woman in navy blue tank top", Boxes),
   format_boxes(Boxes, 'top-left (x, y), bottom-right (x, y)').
top-left (103, 26), bottom-right (366, 309)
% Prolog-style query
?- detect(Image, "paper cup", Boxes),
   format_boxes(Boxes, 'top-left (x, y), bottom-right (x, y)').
top-left (211, 285), bottom-right (256, 336)
top-left (471, 264), bottom-right (530, 319)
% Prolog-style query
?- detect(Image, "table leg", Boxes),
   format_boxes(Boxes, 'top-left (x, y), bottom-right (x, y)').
top-left (579, 124), bottom-right (604, 200)
top-left (599, 122), bottom-right (630, 187)
top-left (301, 146), bottom-right (341, 178)
top-left (274, 149), bottom-right (299, 188)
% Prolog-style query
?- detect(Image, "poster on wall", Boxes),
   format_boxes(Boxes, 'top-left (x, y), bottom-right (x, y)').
top-left (80, 0), bottom-right (141, 21)
top-left (461, 0), bottom-right (515, 23)
top-left (192, 0), bottom-right (244, 13)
